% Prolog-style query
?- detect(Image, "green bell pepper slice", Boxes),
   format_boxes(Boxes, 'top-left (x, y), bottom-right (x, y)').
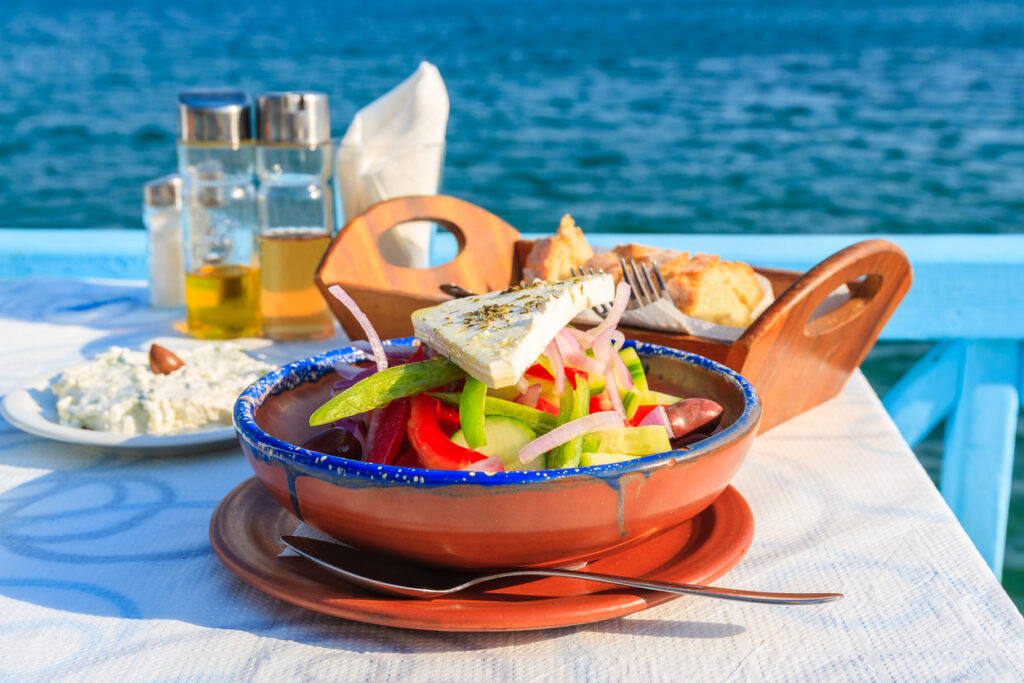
top-left (310, 359), bottom-right (465, 425)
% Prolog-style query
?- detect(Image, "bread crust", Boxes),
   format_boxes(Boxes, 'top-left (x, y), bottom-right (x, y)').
top-left (524, 216), bottom-right (764, 327)
top-left (521, 215), bottom-right (594, 282)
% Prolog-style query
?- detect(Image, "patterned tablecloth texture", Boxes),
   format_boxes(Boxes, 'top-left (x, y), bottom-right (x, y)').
top-left (0, 276), bottom-right (1021, 682)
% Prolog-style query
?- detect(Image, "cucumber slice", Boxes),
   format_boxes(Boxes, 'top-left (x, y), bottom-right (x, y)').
top-left (580, 451), bottom-right (636, 467)
top-left (585, 371), bottom-right (606, 396)
top-left (618, 347), bottom-right (650, 395)
top-left (647, 390), bottom-right (684, 405)
top-left (451, 416), bottom-right (537, 471)
top-left (621, 389), bottom-right (642, 420)
top-left (581, 425), bottom-right (672, 457)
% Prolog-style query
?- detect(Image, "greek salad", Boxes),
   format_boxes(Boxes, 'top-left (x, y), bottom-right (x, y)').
top-left (305, 280), bottom-right (723, 472)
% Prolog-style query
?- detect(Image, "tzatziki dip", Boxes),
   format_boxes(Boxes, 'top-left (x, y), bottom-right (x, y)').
top-left (53, 345), bottom-right (273, 435)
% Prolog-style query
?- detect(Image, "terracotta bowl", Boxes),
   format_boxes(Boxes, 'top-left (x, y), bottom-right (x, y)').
top-left (233, 339), bottom-right (761, 570)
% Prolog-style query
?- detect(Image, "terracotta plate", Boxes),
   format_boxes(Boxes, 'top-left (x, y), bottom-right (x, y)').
top-left (209, 478), bottom-right (755, 632)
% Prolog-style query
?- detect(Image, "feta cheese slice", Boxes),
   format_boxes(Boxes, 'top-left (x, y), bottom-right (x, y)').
top-left (412, 274), bottom-right (615, 388)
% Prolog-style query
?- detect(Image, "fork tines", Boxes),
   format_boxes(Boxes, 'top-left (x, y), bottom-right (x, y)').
top-left (570, 265), bottom-right (613, 316)
top-left (571, 260), bottom-right (674, 318)
top-left (619, 258), bottom-right (676, 309)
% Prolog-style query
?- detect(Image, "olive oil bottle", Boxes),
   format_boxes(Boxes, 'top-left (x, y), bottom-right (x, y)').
top-left (177, 90), bottom-right (261, 339)
top-left (184, 263), bottom-right (261, 339)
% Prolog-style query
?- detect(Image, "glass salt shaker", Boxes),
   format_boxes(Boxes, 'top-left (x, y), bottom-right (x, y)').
top-left (143, 174), bottom-right (184, 309)
top-left (177, 90), bottom-right (261, 339)
top-left (256, 91), bottom-right (336, 341)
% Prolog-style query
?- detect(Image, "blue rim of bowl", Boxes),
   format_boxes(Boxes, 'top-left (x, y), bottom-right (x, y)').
top-left (233, 337), bottom-right (761, 488)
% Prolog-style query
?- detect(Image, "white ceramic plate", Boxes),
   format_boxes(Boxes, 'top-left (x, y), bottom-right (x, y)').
top-left (0, 334), bottom-right (350, 456)
top-left (0, 336), bottom-right (306, 457)
top-left (1, 369), bottom-right (240, 456)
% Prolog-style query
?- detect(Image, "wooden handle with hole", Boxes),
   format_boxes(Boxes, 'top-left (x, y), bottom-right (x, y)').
top-left (727, 239), bottom-right (912, 431)
top-left (315, 195), bottom-right (521, 340)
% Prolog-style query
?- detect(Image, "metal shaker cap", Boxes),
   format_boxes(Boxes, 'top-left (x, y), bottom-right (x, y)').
top-left (257, 92), bottom-right (330, 145)
top-left (144, 174), bottom-right (183, 208)
top-left (177, 90), bottom-right (253, 144)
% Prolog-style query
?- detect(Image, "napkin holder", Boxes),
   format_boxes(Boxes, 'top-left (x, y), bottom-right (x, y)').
top-left (316, 195), bottom-right (912, 432)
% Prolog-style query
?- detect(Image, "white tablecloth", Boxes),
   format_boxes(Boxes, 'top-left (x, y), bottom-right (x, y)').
top-left (1, 276), bottom-right (1021, 682)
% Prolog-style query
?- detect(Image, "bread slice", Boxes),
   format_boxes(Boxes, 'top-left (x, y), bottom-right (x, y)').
top-left (521, 214), bottom-right (594, 282)
top-left (664, 253), bottom-right (763, 327)
top-left (583, 246), bottom-right (763, 327)
top-left (523, 218), bottom-right (765, 328)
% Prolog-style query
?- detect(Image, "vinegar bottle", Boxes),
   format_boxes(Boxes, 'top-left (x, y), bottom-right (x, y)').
top-left (256, 92), bottom-right (336, 341)
top-left (177, 90), bottom-right (261, 339)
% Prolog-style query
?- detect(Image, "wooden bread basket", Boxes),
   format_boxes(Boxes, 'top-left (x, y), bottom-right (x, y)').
top-left (316, 195), bottom-right (912, 433)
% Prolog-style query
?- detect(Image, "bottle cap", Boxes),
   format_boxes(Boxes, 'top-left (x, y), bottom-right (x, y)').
top-left (177, 90), bottom-right (253, 144)
top-left (143, 174), bottom-right (183, 208)
top-left (257, 92), bottom-right (330, 145)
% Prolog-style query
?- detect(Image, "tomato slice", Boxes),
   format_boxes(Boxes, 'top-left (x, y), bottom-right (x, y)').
top-left (589, 392), bottom-right (615, 414)
top-left (629, 404), bottom-right (658, 427)
top-left (525, 364), bottom-right (555, 382)
top-left (535, 397), bottom-right (560, 416)
top-left (437, 402), bottom-right (461, 435)
top-left (406, 395), bottom-right (485, 470)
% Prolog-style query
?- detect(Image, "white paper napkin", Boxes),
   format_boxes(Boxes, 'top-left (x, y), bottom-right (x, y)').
top-left (336, 61), bottom-right (449, 268)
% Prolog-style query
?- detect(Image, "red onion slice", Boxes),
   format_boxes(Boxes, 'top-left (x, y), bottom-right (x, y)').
top-left (566, 327), bottom-right (596, 349)
top-left (555, 328), bottom-right (584, 356)
top-left (328, 284), bottom-right (388, 373)
top-left (592, 326), bottom-right (618, 358)
top-left (565, 351), bottom-right (605, 376)
top-left (332, 365), bottom-right (377, 392)
top-left (518, 411), bottom-right (623, 465)
top-left (331, 418), bottom-right (367, 451)
top-left (515, 383), bottom-right (543, 407)
top-left (604, 363), bottom-right (626, 420)
top-left (556, 329), bottom-right (605, 375)
top-left (350, 339), bottom-right (420, 361)
top-left (545, 340), bottom-right (565, 396)
top-left (462, 455), bottom-right (504, 472)
top-left (589, 282), bottom-right (631, 343)
top-left (332, 362), bottom-right (365, 380)
top-left (638, 405), bottom-right (672, 439)
top-left (610, 349), bottom-right (634, 390)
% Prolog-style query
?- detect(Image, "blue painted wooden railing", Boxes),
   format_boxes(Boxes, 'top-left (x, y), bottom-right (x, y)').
top-left (2, 228), bottom-right (1021, 577)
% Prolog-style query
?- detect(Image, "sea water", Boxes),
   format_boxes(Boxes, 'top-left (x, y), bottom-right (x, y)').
top-left (1, 0), bottom-right (1021, 606)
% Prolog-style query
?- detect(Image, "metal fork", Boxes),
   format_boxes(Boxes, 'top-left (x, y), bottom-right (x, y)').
top-left (620, 258), bottom-right (676, 308)
top-left (569, 265), bottom-right (615, 316)
top-left (571, 261), bottom-right (674, 316)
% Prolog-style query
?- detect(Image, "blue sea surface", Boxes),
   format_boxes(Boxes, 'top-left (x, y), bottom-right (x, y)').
top-left (1, 0), bottom-right (1022, 606)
